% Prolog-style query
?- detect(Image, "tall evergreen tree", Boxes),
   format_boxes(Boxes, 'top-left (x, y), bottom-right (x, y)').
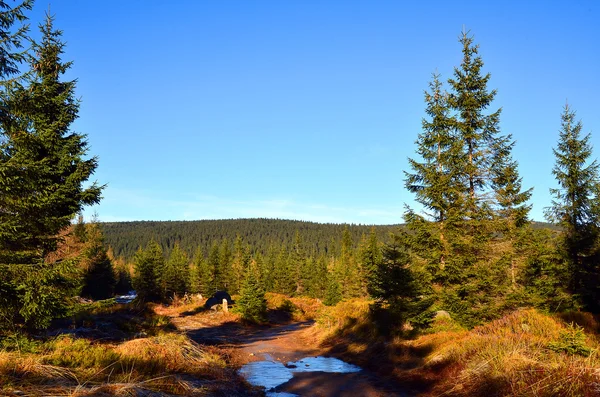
top-left (307, 255), bottom-right (329, 299)
top-left (0, 9), bottom-right (103, 330)
top-left (400, 32), bottom-right (531, 327)
top-left (335, 227), bottom-right (362, 298)
top-left (370, 233), bottom-right (433, 333)
top-left (0, 12), bottom-right (102, 265)
top-left (237, 259), bottom-right (267, 323)
top-left (290, 231), bottom-right (307, 295)
top-left (404, 73), bottom-right (464, 277)
top-left (273, 246), bottom-right (294, 294)
top-left (80, 221), bottom-right (116, 300)
top-left (546, 104), bottom-right (600, 310)
top-left (447, 32), bottom-right (501, 216)
top-left (230, 235), bottom-right (249, 295)
top-left (206, 241), bottom-right (220, 294)
top-left (161, 243), bottom-right (189, 300)
top-left (217, 238), bottom-right (231, 291)
top-left (132, 240), bottom-right (164, 302)
top-left (359, 228), bottom-right (383, 297)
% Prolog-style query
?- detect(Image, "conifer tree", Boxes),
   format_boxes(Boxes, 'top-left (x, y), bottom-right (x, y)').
top-left (237, 259), bottom-right (267, 323)
top-left (114, 261), bottom-right (132, 295)
top-left (0, 12), bottom-right (102, 265)
top-left (231, 235), bottom-right (245, 294)
top-left (359, 228), bottom-right (383, 297)
top-left (400, 32), bottom-right (530, 326)
top-left (546, 104), bottom-right (600, 310)
top-left (324, 270), bottom-right (342, 306)
top-left (334, 227), bottom-right (362, 298)
top-left (217, 239), bottom-right (231, 291)
top-left (273, 247), bottom-right (294, 294)
top-left (206, 242), bottom-right (220, 294)
top-left (80, 222), bottom-right (116, 300)
top-left (403, 73), bottom-right (462, 278)
top-left (447, 32), bottom-right (501, 216)
top-left (370, 233), bottom-right (433, 332)
top-left (132, 240), bottom-right (164, 302)
top-left (189, 246), bottom-right (202, 294)
top-left (261, 246), bottom-right (277, 292)
top-left (290, 231), bottom-right (307, 294)
top-left (73, 213), bottom-right (87, 243)
top-left (161, 243), bottom-right (189, 299)
top-left (307, 255), bottom-right (328, 299)
top-left (0, 9), bottom-right (103, 329)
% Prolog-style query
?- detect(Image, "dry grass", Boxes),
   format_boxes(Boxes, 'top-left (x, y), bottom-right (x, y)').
top-left (0, 304), bottom-right (257, 397)
top-left (317, 298), bottom-right (372, 336)
top-left (405, 309), bottom-right (600, 396)
top-left (315, 300), bottom-right (600, 396)
top-left (265, 292), bottom-right (324, 321)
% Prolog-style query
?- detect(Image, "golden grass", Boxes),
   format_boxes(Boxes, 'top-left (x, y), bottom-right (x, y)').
top-left (314, 300), bottom-right (600, 396)
top-left (265, 292), bottom-right (324, 321)
top-left (316, 298), bottom-right (371, 336)
top-left (1, 318), bottom-right (242, 396)
top-left (115, 332), bottom-right (226, 377)
top-left (395, 309), bottom-right (600, 396)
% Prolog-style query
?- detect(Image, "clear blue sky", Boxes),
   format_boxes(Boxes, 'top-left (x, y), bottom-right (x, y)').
top-left (29, 1), bottom-right (600, 224)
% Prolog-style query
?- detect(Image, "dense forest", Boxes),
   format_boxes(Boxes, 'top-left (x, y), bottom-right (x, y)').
top-left (100, 219), bottom-right (399, 261)
top-left (100, 218), bottom-right (558, 262)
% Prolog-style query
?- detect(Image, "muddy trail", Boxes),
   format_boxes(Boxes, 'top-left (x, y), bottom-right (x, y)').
top-left (178, 313), bottom-right (410, 397)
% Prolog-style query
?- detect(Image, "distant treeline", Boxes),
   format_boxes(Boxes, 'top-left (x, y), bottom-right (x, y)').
top-left (100, 218), bottom-right (557, 262)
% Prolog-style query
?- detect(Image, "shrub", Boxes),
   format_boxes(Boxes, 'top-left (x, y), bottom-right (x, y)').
top-left (548, 323), bottom-right (593, 357)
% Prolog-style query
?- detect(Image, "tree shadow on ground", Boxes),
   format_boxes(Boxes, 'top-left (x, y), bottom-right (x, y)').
top-left (318, 316), bottom-right (441, 396)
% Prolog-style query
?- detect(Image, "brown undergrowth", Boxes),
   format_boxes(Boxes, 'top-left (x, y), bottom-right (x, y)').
top-left (317, 301), bottom-right (600, 396)
top-left (0, 299), bottom-right (260, 396)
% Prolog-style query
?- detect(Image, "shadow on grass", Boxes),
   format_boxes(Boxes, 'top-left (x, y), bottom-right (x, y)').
top-left (46, 301), bottom-right (175, 343)
top-left (318, 315), bottom-right (442, 396)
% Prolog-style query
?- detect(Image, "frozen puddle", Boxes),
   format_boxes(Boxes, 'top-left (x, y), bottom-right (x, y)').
top-left (239, 356), bottom-right (361, 396)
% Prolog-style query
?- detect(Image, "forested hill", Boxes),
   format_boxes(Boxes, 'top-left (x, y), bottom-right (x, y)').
top-left (100, 218), bottom-right (401, 261)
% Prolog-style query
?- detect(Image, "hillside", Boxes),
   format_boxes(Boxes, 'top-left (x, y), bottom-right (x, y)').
top-left (100, 218), bottom-right (559, 262)
top-left (100, 218), bottom-right (401, 261)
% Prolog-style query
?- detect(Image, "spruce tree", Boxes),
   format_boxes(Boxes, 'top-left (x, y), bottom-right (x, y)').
top-left (0, 12), bottom-right (102, 265)
top-left (290, 231), bottom-right (307, 294)
top-left (261, 246), bottom-right (278, 292)
top-left (237, 259), bottom-right (267, 323)
top-left (161, 243), bottom-right (189, 300)
top-left (370, 233), bottom-right (433, 332)
top-left (206, 241), bottom-right (220, 294)
top-left (80, 222), bottom-right (116, 300)
top-left (546, 104), bottom-right (600, 310)
top-left (324, 270), bottom-right (342, 306)
top-left (447, 32), bottom-right (501, 216)
top-left (217, 239), bottom-right (231, 291)
top-left (132, 240), bottom-right (164, 302)
top-left (359, 228), bottom-right (383, 297)
top-left (273, 246), bottom-right (294, 294)
top-left (189, 246), bottom-right (203, 294)
top-left (0, 10), bottom-right (103, 330)
top-left (404, 73), bottom-right (463, 278)
top-left (230, 235), bottom-right (245, 294)
top-left (334, 227), bottom-right (361, 298)
top-left (401, 31), bottom-right (531, 326)
top-left (308, 255), bottom-right (329, 299)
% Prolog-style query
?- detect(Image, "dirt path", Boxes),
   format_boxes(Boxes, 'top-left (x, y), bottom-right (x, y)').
top-left (179, 313), bottom-right (409, 397)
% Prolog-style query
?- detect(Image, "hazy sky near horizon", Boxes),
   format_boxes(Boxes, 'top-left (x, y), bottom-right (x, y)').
top-left (30, 1), bottom-right (599, 224)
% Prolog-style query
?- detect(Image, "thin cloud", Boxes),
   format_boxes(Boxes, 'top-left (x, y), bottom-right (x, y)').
top-left (87, 187), bottom-right (404, 225)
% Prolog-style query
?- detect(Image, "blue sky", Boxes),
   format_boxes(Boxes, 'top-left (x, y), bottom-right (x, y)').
top-left (28, 1), bottom-right (600, 224)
